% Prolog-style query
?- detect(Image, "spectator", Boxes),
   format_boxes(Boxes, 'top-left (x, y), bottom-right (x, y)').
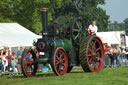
top-left (0, 49), bottom-right (8, 74)
top-left (113, 44), bottom-right (121, 67)
top-left (88, 20), bottom-right (98, 35)
top-left (0, 50), bottom-right (4, 73)
top-left (109, 46), bottom-right (114, 67)
top-left (11, 52), bottom-right (17, 74)
top-left (124, 47), bottom-right (128, 67)
top-left (17, 47), bottom-right (23, 74)
top-left (116, 45), bottom-right (121, 66)
top-left (120, 47), bottom-right (124, 65)
top-left (104, 45), bottom-right (111, 67)
top-left (4, 47), bottom-right (12, 72)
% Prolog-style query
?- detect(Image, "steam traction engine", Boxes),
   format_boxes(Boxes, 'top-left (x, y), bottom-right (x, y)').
top-left (21, 8), bottom-right (104, 77)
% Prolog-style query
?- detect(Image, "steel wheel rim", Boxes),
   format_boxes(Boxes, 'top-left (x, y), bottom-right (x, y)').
top-left (87, 38), bottom-right (104, 72)
top-left (23, 50), bottom-right (35, 77)
top-left (72, 20), bottom-right (83, 45)
top-left (54, 48), bottom-right (68, 75)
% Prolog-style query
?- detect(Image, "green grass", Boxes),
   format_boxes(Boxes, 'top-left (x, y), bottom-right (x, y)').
top-left (0, 66), bottom-right (128, 85)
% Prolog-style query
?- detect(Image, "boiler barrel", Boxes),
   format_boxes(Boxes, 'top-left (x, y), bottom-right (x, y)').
top-left (53, 39), bottom-right (72, 51)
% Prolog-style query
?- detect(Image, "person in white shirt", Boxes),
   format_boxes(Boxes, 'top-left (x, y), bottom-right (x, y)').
top-left (88, 20), bottom-right (98, 35)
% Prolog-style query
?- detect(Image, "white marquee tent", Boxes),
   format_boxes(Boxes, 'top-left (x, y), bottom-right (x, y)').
top-left (0, 23), bottom-right (41, 48)
top-left (126, 36), bottom-right (128, 46)
top-left (97, 31), bottom-right (126, 46)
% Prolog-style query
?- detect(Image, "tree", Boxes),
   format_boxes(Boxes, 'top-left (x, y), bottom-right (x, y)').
top-left (13, 0), bottom-right (65, 34)
top-left (54, 0), bottom-right (109, 32)
top-left (0, 0), bottom-right (109, 33)
top-left (108, 21), bottom-right (125, 31)
top-left (0, 0), bottom-right (64, 34)
top-left (124, 18), bottom-right (128, 30)
top-left (0, 0), bottom-right (15, 22)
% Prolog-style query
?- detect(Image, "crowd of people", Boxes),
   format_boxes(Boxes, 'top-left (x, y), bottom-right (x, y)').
top-left (104, 44), bottom-right (128, 67)
top-left (0, 47), bottom-right (23, 75)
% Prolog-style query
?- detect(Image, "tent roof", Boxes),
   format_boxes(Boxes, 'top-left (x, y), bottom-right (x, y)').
top-left (97, 31), bottom-right (125, 46)
top-left (0, 23), bottom-right (40, 48)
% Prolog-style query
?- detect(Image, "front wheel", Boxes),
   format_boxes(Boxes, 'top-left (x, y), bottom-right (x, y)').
top-left (21, 49), bottom-right (38, 77)
top-left (51, 47), bottom-right (68, 76)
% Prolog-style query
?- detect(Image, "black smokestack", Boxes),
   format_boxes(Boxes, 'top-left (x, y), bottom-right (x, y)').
top-left (40, 8), bottom-right (48, 37)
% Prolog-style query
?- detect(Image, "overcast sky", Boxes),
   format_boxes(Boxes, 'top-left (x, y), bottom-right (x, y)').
top-left (101, 0), bottom-right (128, 23)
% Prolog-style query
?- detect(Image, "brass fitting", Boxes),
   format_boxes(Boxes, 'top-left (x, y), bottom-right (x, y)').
top-left (40, 8), bottom-right (48, 11)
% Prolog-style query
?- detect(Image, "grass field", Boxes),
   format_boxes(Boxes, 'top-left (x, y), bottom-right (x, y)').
top-left (0, 66), bottom-right (128, 85)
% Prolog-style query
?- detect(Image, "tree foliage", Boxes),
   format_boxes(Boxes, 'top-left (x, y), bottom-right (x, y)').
top-left (108, 21), bottom-right (125, 31)
top-left (0, 0), bottom-right (109, 33)
top-left (124, 18), bottom-right (128, 30)
top-left (108, 18), bottom-right (128, 31)
top-left (54, 0), bottom-right (109, 31)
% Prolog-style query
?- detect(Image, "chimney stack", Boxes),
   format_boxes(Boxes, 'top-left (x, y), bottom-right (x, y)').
top-left (40, 8), bottom-right (48, 37)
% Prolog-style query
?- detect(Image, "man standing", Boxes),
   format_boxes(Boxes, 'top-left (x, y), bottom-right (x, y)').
top-left (0, 50), bottom-right (4, 74)
top-left (120, 47), bottom-right (124, 65)
top-left (0, 49), bottom-right (8, 74)
top-left (113, 44), bottom-right (121, 67)
top-left (104, 45), bottom-right (111, 67)
top-left (11, 52), bottom-right (17, 74)
top-left (17, 47), bottom-right (23, 74)
top-left (89, 20), bottom-right (98, 35)
top-left (4, 47), bottom-right (11, 72)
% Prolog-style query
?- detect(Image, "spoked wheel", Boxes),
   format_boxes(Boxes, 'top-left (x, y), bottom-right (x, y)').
top-left (51, 47), bottom-right (68, 76)
top-left (21, 49), bottom-right (38, 77)
top-left (79, 35), bottom-right (104, 72)
top-left (71, 18), bottom-right (84, 45)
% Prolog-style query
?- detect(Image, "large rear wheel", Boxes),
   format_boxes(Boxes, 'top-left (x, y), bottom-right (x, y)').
top-left (21, 49), bottom-right (38, 77)
top-left (79, 35), bottom-right (104, 72)
top-left (51, 47), bottom-right (68, 76)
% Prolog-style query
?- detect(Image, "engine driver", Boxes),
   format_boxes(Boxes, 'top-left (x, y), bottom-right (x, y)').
top-left (88, 20), bottom-right (98, 35)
